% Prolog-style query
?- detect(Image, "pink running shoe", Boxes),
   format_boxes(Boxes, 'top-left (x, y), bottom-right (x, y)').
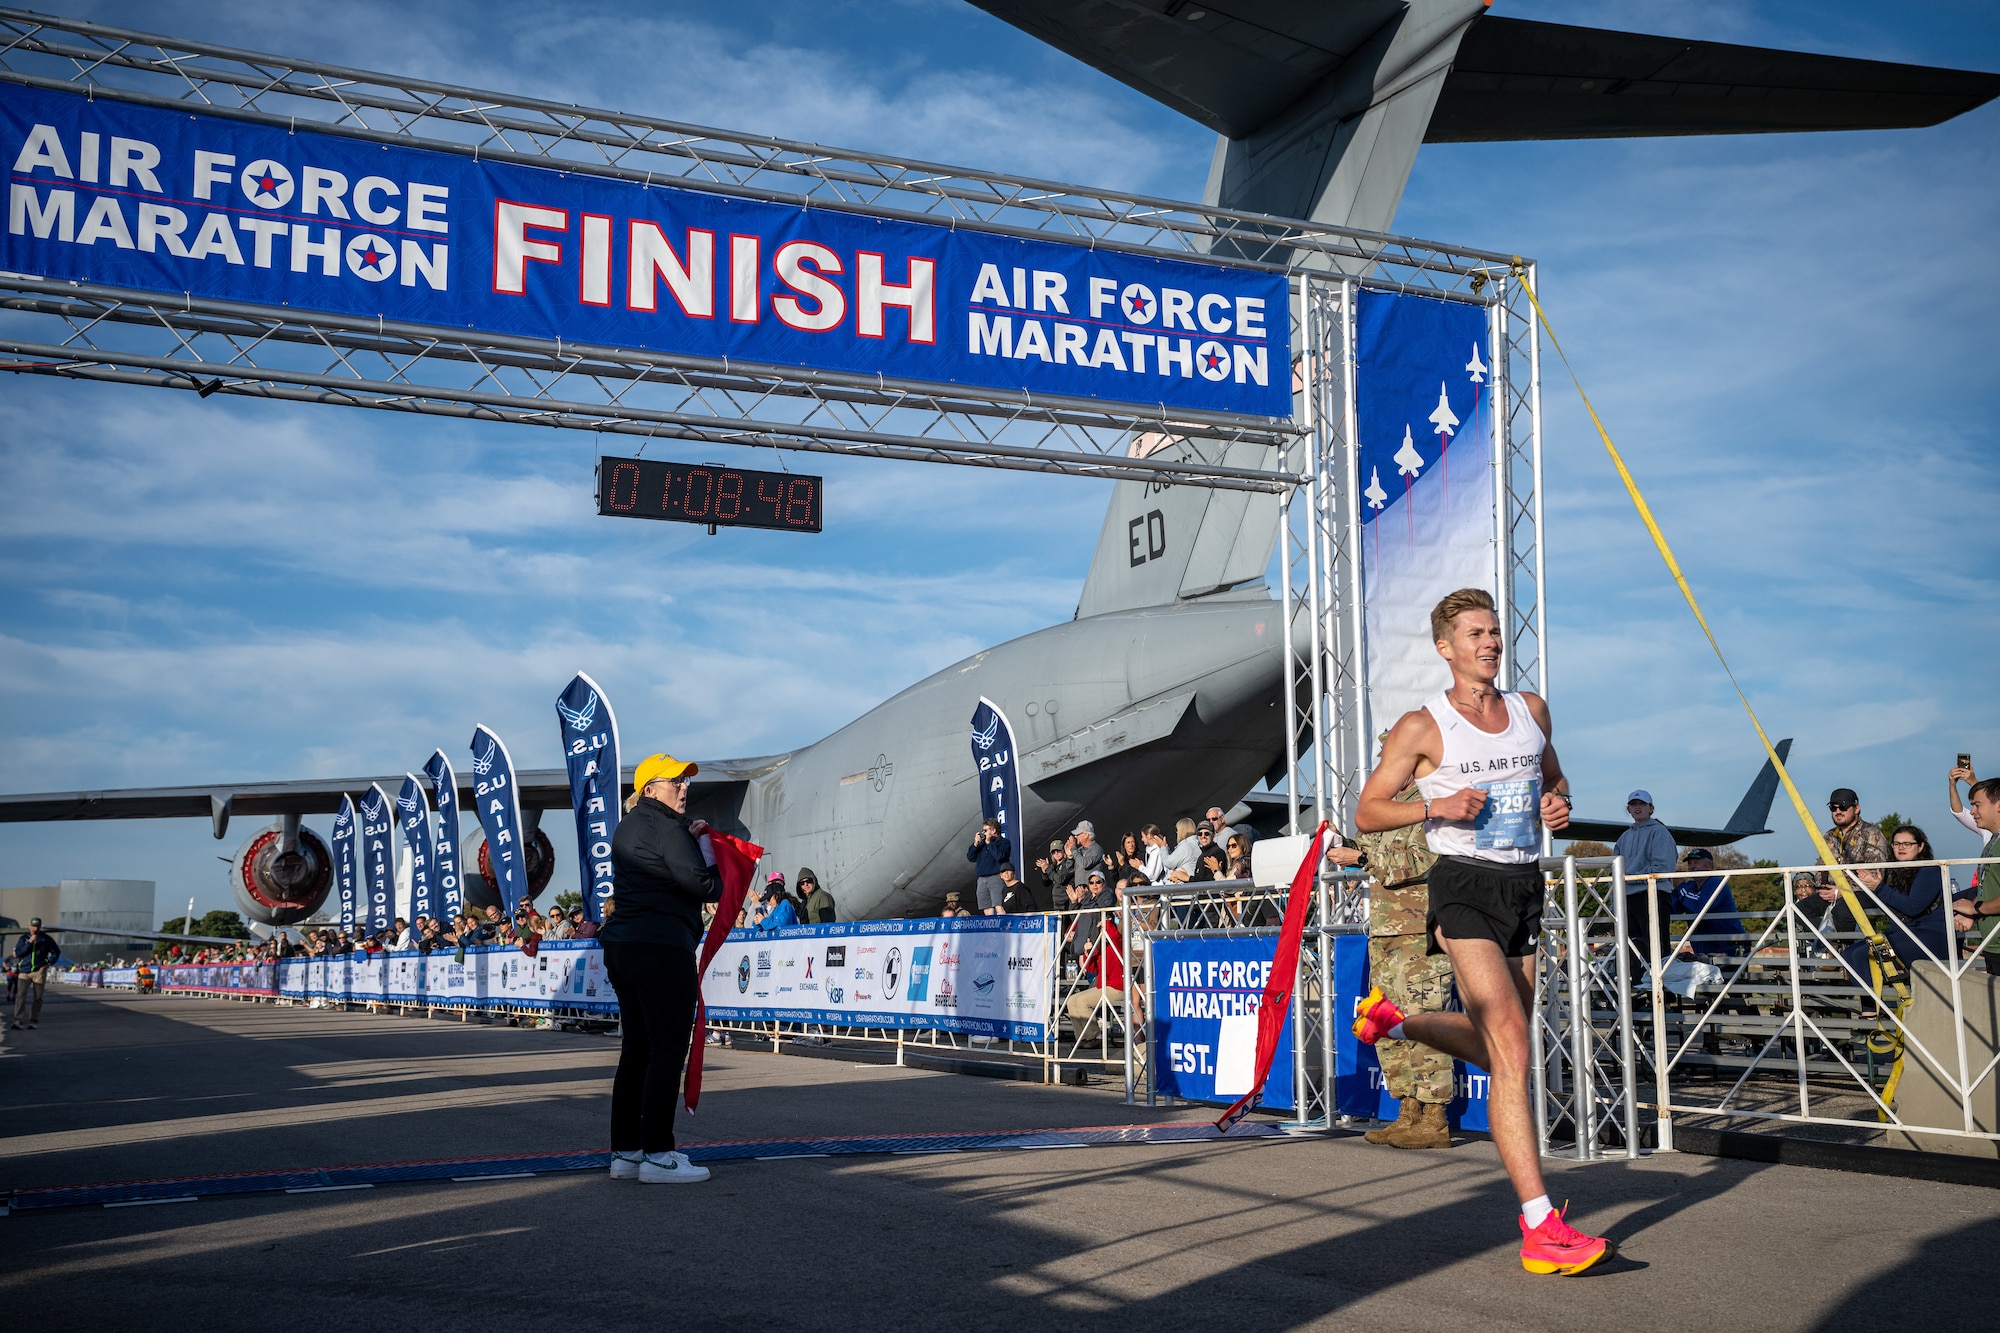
top-left (1351, 986), bottom-right (1406, 1046)
top-left (1519, 1205), bottom-right (1611, 1276)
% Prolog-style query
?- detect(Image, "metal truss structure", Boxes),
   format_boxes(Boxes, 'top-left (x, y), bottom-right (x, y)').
top-left (0, 12), bottom-right (1549, 1124)
top-left (1278, 267), bottom-right (1545, 838)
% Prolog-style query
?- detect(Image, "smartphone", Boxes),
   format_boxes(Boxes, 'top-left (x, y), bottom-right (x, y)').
top-left (1961, 753), bottom-right (1974, 772)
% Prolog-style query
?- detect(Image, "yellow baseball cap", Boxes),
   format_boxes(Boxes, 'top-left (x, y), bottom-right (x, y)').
top-left (633, 753), bottom-right (697, 798)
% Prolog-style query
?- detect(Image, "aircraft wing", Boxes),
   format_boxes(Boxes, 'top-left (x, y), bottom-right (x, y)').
top-left (968, 4), bottom-right (1999, 141)
top-left (0, 752), bottom-right (793, 836)
top-left (1565, 739), bottom-right (1794, 849)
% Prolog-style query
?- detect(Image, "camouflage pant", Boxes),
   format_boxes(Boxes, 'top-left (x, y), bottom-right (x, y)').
top-left (1370, 933), bottom-right (1455, 1104)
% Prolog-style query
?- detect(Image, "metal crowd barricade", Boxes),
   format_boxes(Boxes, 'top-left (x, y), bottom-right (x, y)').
top-left (1119, 870), bottom-right (1369, 1129)
top-left (1530, 856), bottom-right (1641, 1161)
top-left (1628, 854), bottom-right (2000, 1153)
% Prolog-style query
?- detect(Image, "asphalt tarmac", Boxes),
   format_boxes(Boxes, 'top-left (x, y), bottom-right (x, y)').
top-left (3, 986), bottom-right (1995, 1331)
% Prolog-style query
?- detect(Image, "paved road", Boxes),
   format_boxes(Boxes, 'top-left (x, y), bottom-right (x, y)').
top-left (3, 987), bottom-right (1994, 1331)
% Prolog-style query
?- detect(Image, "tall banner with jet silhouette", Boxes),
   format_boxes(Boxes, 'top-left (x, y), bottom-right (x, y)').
top-left (396, 774), bottom-right (437, 924)
top-left (358, 784), bottom-right (396, 933)
top-left (422, 751), bottom-right (463, 920)
top-left (556, 673), bottom-right (621, 924)
top-left (969, 697), bottom-right (1025, 881)
top-left (333, 794), bottom-right (357, 930)
top-left (1356, 290), bottom-right (1496, 731)
top-left (469, 725), bottom-right (529, 914)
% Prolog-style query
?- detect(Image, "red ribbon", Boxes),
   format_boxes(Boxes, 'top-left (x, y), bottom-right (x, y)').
top-left (683, 828), bottom-right (764, 1112)
top-left (1216, 820), bottom-right (1328, 1134)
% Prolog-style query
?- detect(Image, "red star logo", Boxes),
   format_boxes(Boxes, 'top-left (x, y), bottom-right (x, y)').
top-left (358, 244), bottom-right (386, 269)
top-left (1204, 351), bottom-right (1224, 370)
top-left (258, 174), bottom-right (279, 195)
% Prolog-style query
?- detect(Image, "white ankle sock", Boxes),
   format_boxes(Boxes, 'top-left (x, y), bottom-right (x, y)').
top-left (1522, 1195), bottom-right (1554, 1228)
top-left (1385, 1020), bottom-right (1406, 1040)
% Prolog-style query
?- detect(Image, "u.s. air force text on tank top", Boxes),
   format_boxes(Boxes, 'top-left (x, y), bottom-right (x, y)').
top-left (1414, 691), bottom-right (1547, 864)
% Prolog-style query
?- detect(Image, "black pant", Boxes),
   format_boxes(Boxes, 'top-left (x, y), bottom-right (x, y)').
top-left (603, 943), bottom-right (699, 1154)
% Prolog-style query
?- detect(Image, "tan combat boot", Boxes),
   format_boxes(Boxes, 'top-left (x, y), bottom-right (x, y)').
top-left (1363, 1097), bottom-right (1417, 1144)
top-left (1382, 1100), bottom-right (1450, 1149)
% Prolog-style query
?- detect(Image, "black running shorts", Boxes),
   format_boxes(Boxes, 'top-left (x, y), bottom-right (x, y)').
top-left (1425, 854), bottom-right (1546, 958)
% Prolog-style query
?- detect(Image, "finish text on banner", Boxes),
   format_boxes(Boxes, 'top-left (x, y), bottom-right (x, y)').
top-left (2, 84), bottom-right (1290, 418)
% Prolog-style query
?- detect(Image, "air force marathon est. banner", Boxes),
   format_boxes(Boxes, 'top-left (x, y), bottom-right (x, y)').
top-left (1356, 290), bottom-right (1498, 730)
top-left (2, 84), bottom-right (1290, 419)
top-left (700, 917), bottom-right (1055, 1041)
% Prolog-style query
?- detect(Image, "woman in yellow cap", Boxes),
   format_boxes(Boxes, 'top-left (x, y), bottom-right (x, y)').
top-left (603, 753), bottom-right (719, 1184)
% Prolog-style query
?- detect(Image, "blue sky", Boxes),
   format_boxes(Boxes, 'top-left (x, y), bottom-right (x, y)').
top-left (2, 1), bottom-right (1995, 923)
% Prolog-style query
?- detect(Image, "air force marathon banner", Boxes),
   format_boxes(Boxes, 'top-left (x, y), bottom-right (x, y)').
top-left (1357, 291), bottom-right (1498, 729)
top-left (2, 84), bottom-right (1290, 418)
top-left (469, 724), bottom-right (529, 914)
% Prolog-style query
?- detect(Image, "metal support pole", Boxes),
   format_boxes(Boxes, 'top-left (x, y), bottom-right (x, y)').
top-left (1647, 863), bottom-right (1673, 1151)
top-left (1145, 931), bottom-right (1158, 1108)
top-left (1339, 278), bottom-right (1366, 823)
top-left (1563, 858), bottom-right (1593, 1159)
top-left (1121, 889), bottom-right (1135, 1105)
top-left (1611, 856), bottom-right (1639, 1158)
top-left (1526, 262), bottom-right (1549, 702)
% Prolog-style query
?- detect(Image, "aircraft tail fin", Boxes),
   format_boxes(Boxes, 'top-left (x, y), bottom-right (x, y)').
top-left (1723, 737), bottom-right (1793, 835)
top-left (1075, 436), bottom-right (1284, 619)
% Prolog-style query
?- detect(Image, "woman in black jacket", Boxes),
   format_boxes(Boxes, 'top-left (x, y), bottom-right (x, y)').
top-left (602, 753), bottom-right (720, 1184)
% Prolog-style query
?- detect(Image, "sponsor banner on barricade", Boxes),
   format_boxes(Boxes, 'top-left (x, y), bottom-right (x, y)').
top-left (104, 967), bottom-right (137, 987)
top-left (425, 950), bottom-right (485, 1006)
top-left (699, 916), bottom-right (1052, 1040)
top-left (278, 960), bottom-right (306, 998)
top-left (348, 953), bottom-right (388, 1003)
top-left (1150, 934), bottom-right (1296, 1111)
top-left (153, 961), bottom-right (278, 996)
top-left (385, 951), bottom-right (426, 1003)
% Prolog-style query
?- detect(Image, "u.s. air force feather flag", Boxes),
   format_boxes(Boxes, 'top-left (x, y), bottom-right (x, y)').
top-left (422, 750), bottom-right (463, 920)
top-left (969, 697), bottom-right (1024, 882)
top-left (358, 783), bottom-right (396, 933)
top-left (332, 794), bottom-right (357, 930)
top-left (469, 724), bottom-right (529, 914)
top-left (556, 673), bottom-right (621, 924)
top-left (396, 774), bottom-right (436, 925)
top-left (1356, 290), bottom-right (1497, 730)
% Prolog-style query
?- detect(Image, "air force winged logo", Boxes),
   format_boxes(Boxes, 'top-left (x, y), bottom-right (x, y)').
top-left (471, 744), bottom-right (496, 776)
top-left (557, 694), bottom-right (598, 733)
top-left (396, 791), bottom-right (421, 816)
top-left (971, 713), bottom-right (1001, 750)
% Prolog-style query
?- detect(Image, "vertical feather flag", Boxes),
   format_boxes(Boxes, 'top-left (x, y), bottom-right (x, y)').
top-left (684, 828), bottom-right (766, 1112)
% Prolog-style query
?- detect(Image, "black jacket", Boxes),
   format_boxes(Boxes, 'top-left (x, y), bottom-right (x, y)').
top-left (14, 931), bottom-right (61, 971)
top-left (602, 797), bottom-right (721, 951)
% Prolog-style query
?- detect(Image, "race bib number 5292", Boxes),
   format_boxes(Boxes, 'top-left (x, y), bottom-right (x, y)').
top-left (1474, 778), bottom-right (1541, 851)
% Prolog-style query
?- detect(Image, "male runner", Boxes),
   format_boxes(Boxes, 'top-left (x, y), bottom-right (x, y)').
top-left (1350, 588), bottom-right (1610, 1275)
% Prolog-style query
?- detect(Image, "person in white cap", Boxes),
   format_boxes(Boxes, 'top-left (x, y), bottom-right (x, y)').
top-left (1067, 820), bottom-right (1104, 898)
top-left (1615, 790), bottom-right (1680, 960)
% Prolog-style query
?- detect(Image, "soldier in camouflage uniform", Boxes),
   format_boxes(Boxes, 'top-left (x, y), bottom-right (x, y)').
top-left (1353, 785), bottom-right (1455, 1149)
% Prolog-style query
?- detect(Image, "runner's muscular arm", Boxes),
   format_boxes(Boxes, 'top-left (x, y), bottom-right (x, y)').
top-left (1356, 709), bottom-right (1486, 831)
top-left (1521, 691), bottom-right (1572, 834)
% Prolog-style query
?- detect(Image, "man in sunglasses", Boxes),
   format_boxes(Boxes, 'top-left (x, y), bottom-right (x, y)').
top-left (1823, 787), bottom-right (1888, 891)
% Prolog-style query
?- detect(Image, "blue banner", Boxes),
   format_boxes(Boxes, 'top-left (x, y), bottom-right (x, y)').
top-left (2, 83), bottom-right (1290, 418)
top-left (358, 783), bottom-right (396, 933)
top-left (1150, 934), bottom-right (1296, 1110)
top-left (468, 724), bottom-right (529, 913)
top-left (1355, 290), bottom-right (1497, 730)
top-left (332, 794), bottom-right (357, 930)
top-left (968, 696), bottom-right (1024, 882)
top-left (556, 672), bottom-right (621, 923)
top-left (422, 750), bottom-right (464, 921)
top-left (396, 774), bottom-right (437, 924)
top-left (1331, 933), bottom-right (1489, 1131)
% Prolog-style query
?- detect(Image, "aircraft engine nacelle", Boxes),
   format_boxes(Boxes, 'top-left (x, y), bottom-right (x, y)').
top-left (459, 825), bottom-right (556, 912)
top-left (230, 822), bottom-right (334, 926)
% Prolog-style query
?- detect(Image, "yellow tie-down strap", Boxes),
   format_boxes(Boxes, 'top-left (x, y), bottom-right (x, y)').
top-left (1509, 262), bottom-right (1910, 1086)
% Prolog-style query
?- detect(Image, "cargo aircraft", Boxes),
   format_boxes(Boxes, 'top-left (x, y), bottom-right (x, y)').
top-left (2, 5), bottom-right (1992, 923)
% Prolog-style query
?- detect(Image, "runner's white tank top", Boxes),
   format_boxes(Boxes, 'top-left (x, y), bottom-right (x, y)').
top-left (1414, 690), bottom-right (1547, 864)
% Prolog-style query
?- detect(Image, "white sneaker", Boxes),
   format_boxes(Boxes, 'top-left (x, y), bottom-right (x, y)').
top-left (609, 1151), bottom-right (642, 1180)
top-left (639, 1150), bottom-right (710, 1184)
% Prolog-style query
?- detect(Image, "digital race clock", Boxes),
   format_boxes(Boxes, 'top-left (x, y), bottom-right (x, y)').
top-left (596, 456), bottom-right (822, 533)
